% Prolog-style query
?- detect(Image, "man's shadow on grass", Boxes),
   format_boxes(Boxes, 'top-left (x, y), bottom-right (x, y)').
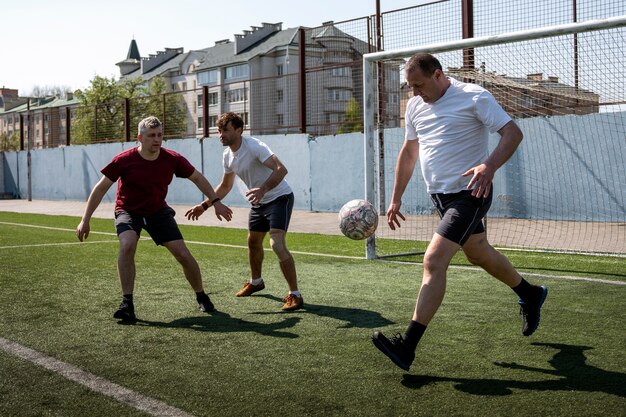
top-left (134, 311), bottom-right (301, 338)
top-left (254, 294), bottom-right (394, 329)
top-left (401, 342), bottom-right (626, 398)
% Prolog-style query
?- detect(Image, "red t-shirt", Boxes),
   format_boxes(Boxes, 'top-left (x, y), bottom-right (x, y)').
top-left (101, 147), bottom-right (195, 216)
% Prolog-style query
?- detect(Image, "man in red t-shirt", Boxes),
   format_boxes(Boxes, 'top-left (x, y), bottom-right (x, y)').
top-left (76, 116), bottom-right (232, 322)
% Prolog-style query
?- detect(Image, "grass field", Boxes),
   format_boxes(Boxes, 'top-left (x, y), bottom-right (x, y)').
top-left (0, 211), bottom-right (625, 417)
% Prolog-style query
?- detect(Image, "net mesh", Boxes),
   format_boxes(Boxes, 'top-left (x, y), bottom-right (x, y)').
top-left (369, 23), bottom-right (626, 257)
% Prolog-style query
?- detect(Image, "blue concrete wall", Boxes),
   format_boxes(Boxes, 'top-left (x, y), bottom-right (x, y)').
top-left (2, 111), bottom-right (625, 222)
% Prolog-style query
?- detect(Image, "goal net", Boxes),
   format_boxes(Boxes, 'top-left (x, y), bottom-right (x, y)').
top-left (363, 16), bottom-right (626, 259)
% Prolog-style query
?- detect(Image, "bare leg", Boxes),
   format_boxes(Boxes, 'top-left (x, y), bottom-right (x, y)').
top-left (269, 229), bottom-right (298, 291)
top-left (117, 230), bottom-right (140, 295)
top-left (412, 233), bottom-right (459, 325)
top-left (462, 232), bottom-right (522, 287)
top-left (248, 231), bottom-right (266, 279)
top-left (163, 239), bottom-right (204, 292)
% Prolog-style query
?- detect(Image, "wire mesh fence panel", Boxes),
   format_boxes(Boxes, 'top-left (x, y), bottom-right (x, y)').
top-left (381, 0), bottom-right (461, 51)
top-left (365, 18), bottom-right (626, 257)
top-left (302, 17), bottom-right (372, 136)
top-left (474, 0), bottom-right (626, 36)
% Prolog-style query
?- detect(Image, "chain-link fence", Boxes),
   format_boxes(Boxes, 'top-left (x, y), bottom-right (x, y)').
top-left (3, 0), bottom-right (623, 149)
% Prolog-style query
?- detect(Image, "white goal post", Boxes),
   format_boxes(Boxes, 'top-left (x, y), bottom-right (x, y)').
top-left (363, 16), bottom-right (626, 260)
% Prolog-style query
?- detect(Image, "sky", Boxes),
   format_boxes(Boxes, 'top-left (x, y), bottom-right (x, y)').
top-left (1, 0), bottom-right (421, 95)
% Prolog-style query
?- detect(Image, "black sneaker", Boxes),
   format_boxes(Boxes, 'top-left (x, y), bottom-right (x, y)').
top-left (113, 300), bottom-right (136, 322)
top-left (518, 286), bottom-right (548, 336)
top-left (197, 293), bottom-right (215, 313)
top-left (371, 331), bottom-right (415, 371)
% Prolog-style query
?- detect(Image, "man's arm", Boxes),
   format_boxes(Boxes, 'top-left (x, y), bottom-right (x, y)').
top-left (387, 139), bottom-right (419, 230)
top-left (76, 176), bottom-right (114, 241)
top-left (187, 169), bottom-right (233, 221)
top-left (463, 120), bottom-right (523, 197)
top-left (245, 155), bottom-right (287, 206)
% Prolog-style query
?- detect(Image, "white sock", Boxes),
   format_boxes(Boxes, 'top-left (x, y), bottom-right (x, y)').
top-left (250, 277), bottom-right (263, 285)
top-left (289, 290), bottom-right (301, 297)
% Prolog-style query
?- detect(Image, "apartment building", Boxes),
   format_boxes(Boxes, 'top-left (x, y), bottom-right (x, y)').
top-left (119, 21), bottom-right (401, 136)
top-left (0, 91), bottom-right (78, 149)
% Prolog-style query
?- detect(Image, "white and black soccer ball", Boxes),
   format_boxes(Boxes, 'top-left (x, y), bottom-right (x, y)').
top-left (338, 199), bottom-right (378, 240)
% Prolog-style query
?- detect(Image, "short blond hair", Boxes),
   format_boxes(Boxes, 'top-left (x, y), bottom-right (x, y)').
top-left (138, 116), bottom-right (162, 136)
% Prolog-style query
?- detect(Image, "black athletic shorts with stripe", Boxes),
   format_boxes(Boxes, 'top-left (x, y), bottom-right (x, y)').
top-left (114, 206), bottom-right (183, 246)
top-left (249, 193), bottom-right (294, 232)
top-left (430, 187), bottom-right (492, 246)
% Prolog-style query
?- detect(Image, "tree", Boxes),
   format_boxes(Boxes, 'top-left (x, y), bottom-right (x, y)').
top-left (28, 85), bottom-right (72, 98)
top-left (0, 132), bottom-right (20, 151)
top-left (72, 75), bottom-right (144, 144)
top-left (72, 75), bottom-right (187, 144)
top-left (337, 97), bottom-right (363, 134)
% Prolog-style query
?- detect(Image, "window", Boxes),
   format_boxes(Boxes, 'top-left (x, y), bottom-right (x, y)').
top-left (198, 94), bottom-right (203, 108)
top-left (208, 92), bottom-right (218, 105)
top-left (390, 93), bottom-right (399, 104)
top-left (182, 82), bottom-right (187, 91)
top-left (331, 67), bottom-right (351, 77)
top-left (276, 64), bottom-right (284, 76)
top-left (226, 88), bottom-right (247, 103)
top-left (327, 89), bottom-right (352, 101)
top-left (209, 115), bottom-right (218, 127)
top-left (277, 90), bottom-right (283, 102)
top-left (197, 69), bottom-right (218, 85)
top-left (198, 117), bottom-right (203, 129)
top-left (225, 64), bottom-right (249, 80)
top-left (241, 112), bottom-right (249, 125)
top-left (276, 114), bottom-right (284, 126)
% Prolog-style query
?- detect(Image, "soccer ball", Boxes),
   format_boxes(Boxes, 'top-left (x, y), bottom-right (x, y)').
top-left (338, 199), bottom-right (378, 240)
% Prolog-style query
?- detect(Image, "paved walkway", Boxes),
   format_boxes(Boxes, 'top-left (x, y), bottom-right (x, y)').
top-left (0, 199), bottom-right (343, 236)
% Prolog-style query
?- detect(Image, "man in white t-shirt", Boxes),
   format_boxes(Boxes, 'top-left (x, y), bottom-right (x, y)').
top-left (372, 53), bottom-right (548, 371)
top-left (186, 112), bottom-right (303, 311)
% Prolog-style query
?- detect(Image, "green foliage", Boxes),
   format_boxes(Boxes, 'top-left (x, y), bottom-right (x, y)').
top-left (337, 97), bottom-right (363, 134)
top-left (71, 75), bottom-right (186, 144)
top-left (0, 131), bottom-right (20, 151)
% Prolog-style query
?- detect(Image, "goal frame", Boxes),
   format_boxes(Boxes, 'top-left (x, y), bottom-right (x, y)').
top-left (362, 15), bottom-right (626, 260)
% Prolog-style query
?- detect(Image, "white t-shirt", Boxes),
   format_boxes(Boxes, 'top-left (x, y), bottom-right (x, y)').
top-left (223, 136), bottom-right (292, 205)
top-left (405, 77), bottom-right (512, 194)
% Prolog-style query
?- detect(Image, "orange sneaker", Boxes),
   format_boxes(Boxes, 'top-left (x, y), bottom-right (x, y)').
top-left (282, 293), bottom-right (304, 311)
top-left (236, 281), bottom-right (265, 297)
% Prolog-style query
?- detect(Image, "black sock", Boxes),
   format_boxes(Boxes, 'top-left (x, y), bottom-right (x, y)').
top-left (121, 294), bottom-right (134, 309)
top-left (512, 279), bottom-right (540, 302)
top-left (195, 290), bottom-right (207, 302)
top-left (403, 320), bottom-right (427, 351)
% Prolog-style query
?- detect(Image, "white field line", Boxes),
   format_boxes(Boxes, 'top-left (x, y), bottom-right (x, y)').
top-left (2, 221), bottom-right (624, 286)
top-left (0, 337), bottom-right (195, 417)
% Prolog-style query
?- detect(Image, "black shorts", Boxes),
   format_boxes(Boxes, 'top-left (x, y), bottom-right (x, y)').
top-left (430, 188), bottom-right (492, 245)
top-left (114, 206), bottom-right (183, 246)
top-left (249, 193), bottom-right (294, 233)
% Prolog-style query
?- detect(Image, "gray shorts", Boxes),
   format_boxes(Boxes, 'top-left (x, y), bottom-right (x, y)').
top-left (430, 188), bottom-right (492, 245)
top-left (114, 206), bottom-right (183, 245)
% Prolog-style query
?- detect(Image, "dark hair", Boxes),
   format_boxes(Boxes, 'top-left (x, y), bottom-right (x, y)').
top-left (405, 53), bottom-right (443, 76)
top-left (217, 112), bottom-right (244, 131)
